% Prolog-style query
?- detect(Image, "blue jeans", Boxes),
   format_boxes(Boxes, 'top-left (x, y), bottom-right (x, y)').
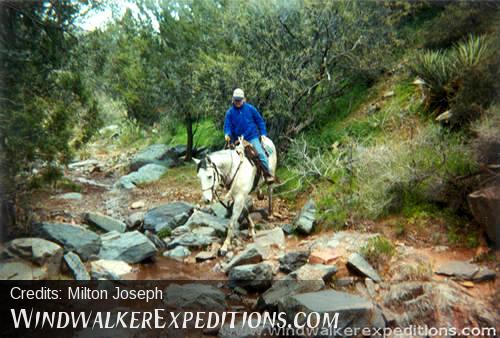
top-left (249, 137), bottom-right (270, 173)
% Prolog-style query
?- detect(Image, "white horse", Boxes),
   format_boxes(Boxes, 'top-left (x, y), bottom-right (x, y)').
top-left (193, 137), bottom-right (277, 254)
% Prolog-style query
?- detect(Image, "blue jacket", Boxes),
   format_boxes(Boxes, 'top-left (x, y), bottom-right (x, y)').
top-left (224, 103), bottom-right (267, 142)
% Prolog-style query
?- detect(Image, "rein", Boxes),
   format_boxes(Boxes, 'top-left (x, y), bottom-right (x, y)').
top-left (205, 152), bottom-right (243, 210)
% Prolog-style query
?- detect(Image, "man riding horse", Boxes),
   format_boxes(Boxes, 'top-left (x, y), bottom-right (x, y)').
top-left (224, 88), bottom-right (275, 183)
top-left (193, 88), bottom-right (277, 254)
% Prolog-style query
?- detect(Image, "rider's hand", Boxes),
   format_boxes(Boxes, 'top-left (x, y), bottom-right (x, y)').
top-left (224, 135), bottom-right (231, 143)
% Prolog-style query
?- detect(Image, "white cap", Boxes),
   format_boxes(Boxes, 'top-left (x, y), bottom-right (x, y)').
top-left (232, 88), bottom-right (245, 100)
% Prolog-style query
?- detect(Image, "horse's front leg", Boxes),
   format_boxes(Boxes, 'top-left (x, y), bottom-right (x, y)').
top-left (246, 214), bottom-right (256, 240)
top-left (220, 194), bottom-right (246, 256)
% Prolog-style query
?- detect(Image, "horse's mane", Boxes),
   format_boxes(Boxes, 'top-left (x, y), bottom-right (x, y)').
top-left (196, 149), bottom-right (234, 172)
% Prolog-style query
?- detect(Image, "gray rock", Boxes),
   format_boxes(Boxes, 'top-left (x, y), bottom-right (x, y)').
top-left (347, 252), bottom-right (382, 282)
top-left (171, 225), bottom-right (191, 237)
top-left (55, 192), bottom-right (83, 200)
top-left (279, 251), bottom-right (309, 273)
top-left (0, 259), bottom-right (48, 280)
top-left (381, 281), bottom-right (497, 328)
top-left (74, 177), bottom-right (111, 190)
top-left (166, 232), bottom-right (218, 250)
top-left (291, 264), bottom-right (337, 282)
top-left (472, 267), bottom-right (496, 282)
top-left (435, 260), bottom-right (479, 280)
top-left (218, 318), bottom-right (273, 338)
top-left (280, 223), bottom-right (294, 235)
top-left (145, 230), bottom-right (167, 250)
top-left (192, 226), bottom-right (217, 237)
top-left (468, 185), bottom-right (500, 245)
top-left (99, 230), bottom-right (157, 263)
top-left (84, 212), bottom-right (126, 233)
top-left (254, 228), bottom-right (285, 249)
top-left (90, 259), bottom-right (132, 280)
top-left (209, 202), bottom-right (228, 219)
top-left (163, 246), bottom-right (191, 261)
top-left (195, 251), bottom-right (216, 262)
top-left (365, 278), bottom-right (377, 298)
top-left (166, 144), bottom-right (187, 158)
top-left (33, 222), bottom-right (101, 261)
top-left (64, 252), bottom-right (90, 280)
top-left (228, 263), bottom-right (273, 291)
top-left (256, 276), bottom-right (324, 312)
top-left (164, 283), bottom-right (227, 312)
top-left (3, 237), bottom-right (63, 266)
top-left (129, 144), bottom-right (174, 172)
top-left (118, 164), bottom-right (167, 189)
top-left (223, 246), bottom-right (264, 273)
top-left (127, 212), bottom-right (144, 228)
top-left (293, 199), bottom-right (316, 234)
top-left (184, 210), bottom-right (228, 237)
top-left (143, 201), bottom-right (195, 233)
top-left (278, 290), bottom-right (384, 333)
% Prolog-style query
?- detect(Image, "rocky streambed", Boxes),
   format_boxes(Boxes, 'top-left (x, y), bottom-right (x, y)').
top-left (3, 141), bottom-right (499, 336)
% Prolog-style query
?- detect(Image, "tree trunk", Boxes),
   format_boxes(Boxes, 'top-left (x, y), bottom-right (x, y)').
top-left (185, 114), bottom-right (194, 161)
top-left (0, 140), bottom-right (15, 243)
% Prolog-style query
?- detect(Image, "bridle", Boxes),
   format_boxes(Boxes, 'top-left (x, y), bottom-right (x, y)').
top-left (201, 152), bottom-right (243, 209)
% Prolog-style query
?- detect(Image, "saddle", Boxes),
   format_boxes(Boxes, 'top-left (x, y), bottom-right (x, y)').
top-left (239, 139), bottom-right (272, 191)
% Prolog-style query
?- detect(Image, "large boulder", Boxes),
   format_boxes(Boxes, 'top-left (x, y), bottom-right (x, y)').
top-left (166, 232), bottom-right (218, 250)
top-left (143, 201), bottom-right (195, 233)
top-left (293, 199), bottom-right (316, 234)
top-left (2, 238), bottom-right (63, 278)
top-left (256, 276), bottom-right (324, 312)
top-left (184, 210), bottom-right (228, 237)
top-left (468, 185), bottom-right (499, 245)
top-left (228, 263), bottom-right (273, 291)
top-left (0, 259), bottom-right (48, 280)
top-left (381, 281), bottom-right (497, 329)
top-left (278, 290), bottom-right (384, 334)
top-left (129, 144), bottom-right (174, 172)
top-left (347, 253), bottom-right (382, 282)
top-left (90, 259), bottom-right (133, 280)
top-left (118, 164), bottom-right (167, 189)
top-left (63, 252), bottom-right (90, 280)
top-left (164, 283), bottom-right (227, 312)
top-left (83, 212), bottom-right (126, 233)
top-left (98, 231), bottom-right (157, 263)
top-left (33, 223), bottom-right (100, 261)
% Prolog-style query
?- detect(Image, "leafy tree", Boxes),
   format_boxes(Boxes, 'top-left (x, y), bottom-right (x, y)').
top-left (0, 0), bottom-right (102, 238)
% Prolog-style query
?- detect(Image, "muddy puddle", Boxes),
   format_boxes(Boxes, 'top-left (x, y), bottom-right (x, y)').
top-left (124, 256), bottom-right (225, 280)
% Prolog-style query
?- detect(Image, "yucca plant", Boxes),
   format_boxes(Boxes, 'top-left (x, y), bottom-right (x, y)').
top-left (412, 50), bottom-right (454, 90)
top-left (410, 50), bottom-right (455, 112)
top-left (451, 34), bottom-right (493, 70)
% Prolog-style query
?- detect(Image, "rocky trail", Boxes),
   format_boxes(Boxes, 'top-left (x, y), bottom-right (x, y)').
top-left (2, 140), bottom-right (499, 335)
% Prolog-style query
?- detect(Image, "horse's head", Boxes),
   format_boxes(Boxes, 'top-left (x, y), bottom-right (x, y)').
top-left (193, 157), bottom-right (219, 204)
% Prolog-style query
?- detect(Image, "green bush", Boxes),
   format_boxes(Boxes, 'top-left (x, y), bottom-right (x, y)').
top-left (317, 124), bottom-right (477, 221)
